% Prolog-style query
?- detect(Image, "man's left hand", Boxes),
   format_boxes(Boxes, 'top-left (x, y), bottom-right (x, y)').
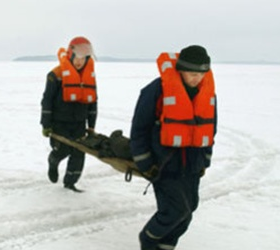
top-left (142, 165), bottom-right (159, 180)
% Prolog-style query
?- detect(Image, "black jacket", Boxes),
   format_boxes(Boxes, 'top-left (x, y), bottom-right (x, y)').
top-left (40, 70), bottom-right (97, 129)
top-left (130, 77), bottom-right (217, 177)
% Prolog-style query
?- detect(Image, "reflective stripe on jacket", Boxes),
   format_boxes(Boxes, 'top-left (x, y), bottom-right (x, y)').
top-left (57, 48), bottom-right (97, 103)
top-left (157, 52), bottom-right (215, 147)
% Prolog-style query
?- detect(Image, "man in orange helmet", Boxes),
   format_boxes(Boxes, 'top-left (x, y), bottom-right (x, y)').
top-left (40, 36), bottom-right (97, 192)
top-left (130, 45), bottom-right (217, 249)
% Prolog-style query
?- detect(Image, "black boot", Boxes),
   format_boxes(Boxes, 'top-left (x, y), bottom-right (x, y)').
top-left (156, 245), bottom-right (175, 250)
top-left (64, 183), bottom-right (84, 193)
top-left (48, 155), bottom-right (59, 183)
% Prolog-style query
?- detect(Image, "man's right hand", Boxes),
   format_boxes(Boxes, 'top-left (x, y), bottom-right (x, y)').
top-left (42, 128), bottom-right (53, 137)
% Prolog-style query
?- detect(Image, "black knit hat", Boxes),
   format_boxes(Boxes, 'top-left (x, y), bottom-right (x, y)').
top-left (176, 45), bottom-right (211, 72)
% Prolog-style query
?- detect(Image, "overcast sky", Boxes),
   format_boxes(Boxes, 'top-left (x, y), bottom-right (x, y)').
top-left (1, 0), bottom-right (279, 62)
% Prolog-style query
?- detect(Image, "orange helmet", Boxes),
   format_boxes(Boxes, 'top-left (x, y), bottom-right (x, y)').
top-left (67, 36), bottom-right (93, 59)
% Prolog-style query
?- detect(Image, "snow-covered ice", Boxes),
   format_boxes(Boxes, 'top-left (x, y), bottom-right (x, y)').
top-left (0, 61), bottom-right (279, 250)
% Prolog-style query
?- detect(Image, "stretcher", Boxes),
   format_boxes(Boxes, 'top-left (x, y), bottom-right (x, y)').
top-left (50, 133), bottom-right (147, 181)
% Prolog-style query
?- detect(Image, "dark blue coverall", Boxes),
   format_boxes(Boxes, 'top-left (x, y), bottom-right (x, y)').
top-left (40, 69), bottom-right (97, 186)
top-left (130, 77), bottom-right (217, 250)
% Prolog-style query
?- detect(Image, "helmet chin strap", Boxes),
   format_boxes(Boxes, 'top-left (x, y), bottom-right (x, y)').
top-left (70, 53), bottom-right (75, 62)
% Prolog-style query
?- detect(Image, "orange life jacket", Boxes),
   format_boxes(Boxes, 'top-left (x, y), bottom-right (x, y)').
top-left (157, 52), bottom-right (215, 147)
top-left (56, 48), bottom-right (97, 103)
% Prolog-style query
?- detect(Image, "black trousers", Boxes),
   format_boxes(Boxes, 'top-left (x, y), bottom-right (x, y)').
top-left (49, 121), bottom-right (86, 185)
top-left (140, 172), bottom-right (201, 249)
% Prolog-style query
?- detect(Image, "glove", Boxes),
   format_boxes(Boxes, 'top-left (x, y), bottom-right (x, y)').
top-left (42, 128), bottom-right (53, 137)
top-left (200, 167), bottom-right (206, 177)
top-left (142, 165), bottom-right (159, 181)
top-left (86, 127), bottom-right (95, 135)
